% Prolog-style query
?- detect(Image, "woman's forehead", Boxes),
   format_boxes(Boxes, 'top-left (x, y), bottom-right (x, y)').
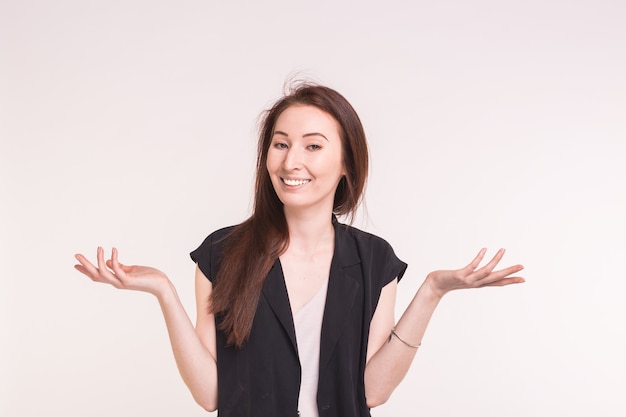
top-left (273, 104), bottom-right (340, 138)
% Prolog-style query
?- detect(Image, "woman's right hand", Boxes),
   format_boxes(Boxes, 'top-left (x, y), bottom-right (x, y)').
top-left (74, 247), bottom-right (170, 297)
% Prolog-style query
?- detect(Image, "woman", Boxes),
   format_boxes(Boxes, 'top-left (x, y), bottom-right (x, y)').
top-left (74, 84), bottom-right (524, 417)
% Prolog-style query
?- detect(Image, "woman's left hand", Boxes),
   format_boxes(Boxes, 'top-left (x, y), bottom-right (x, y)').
top-left (425, 248), bottom-right (524, 299)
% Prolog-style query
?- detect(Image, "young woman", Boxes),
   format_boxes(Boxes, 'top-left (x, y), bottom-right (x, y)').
top-left (74, 84), bottom-right (525, 417)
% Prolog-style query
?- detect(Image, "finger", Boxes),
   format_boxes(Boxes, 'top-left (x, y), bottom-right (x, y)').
top-left (109, 247), bottom-right (126, 276)
top-left (464, 248), bottom-right (487, 271)
top-left (74, 253), bottom-right (104, 281)
top-left (474, 264), bottom-right (524, 287)
top-left (484, 248), bottom-right (506, 271)
top-left (106, 250), bottom-right (132, 273)
top-left (95, 247), bottom-right (124, 288)
top-left (74, 253), bottom-right (95, 269)
top-left (480, 276), bottom-right (526, 287)
top-left (96, 247), bottom-right (109, 272)
top-left (471, 248), bottom-right (506, 279)
top-left (74, 264), bottom-right (91, 276)
top-left (106, 260), bottom-right (133, 273)
top-left (74, 263), bottom-right (118, 282)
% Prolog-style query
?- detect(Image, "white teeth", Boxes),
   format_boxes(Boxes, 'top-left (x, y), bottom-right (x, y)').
top-left (283, 178), bottom-right (310, 186)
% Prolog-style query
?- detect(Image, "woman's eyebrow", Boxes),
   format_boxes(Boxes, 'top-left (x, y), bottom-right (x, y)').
top-left (303, 132), bottom-right (329, 141)
top-left (272, 131), bottom-right (328, 141)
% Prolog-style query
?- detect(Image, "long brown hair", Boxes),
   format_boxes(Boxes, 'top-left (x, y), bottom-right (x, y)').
top-left (210, 83), bottom-right (369, 347)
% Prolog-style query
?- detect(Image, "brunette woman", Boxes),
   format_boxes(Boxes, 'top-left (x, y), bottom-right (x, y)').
top-left (74, 84), bottom-right (524, 417)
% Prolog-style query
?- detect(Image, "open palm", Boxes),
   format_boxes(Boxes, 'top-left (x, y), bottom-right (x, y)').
top-left (74, 247), bottom-right (169, 296)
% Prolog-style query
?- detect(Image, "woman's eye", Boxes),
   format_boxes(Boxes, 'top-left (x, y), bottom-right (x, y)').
top-left (273, 142), bottom-right (288, 149)
top-left (307, 144), bottom-right (322, 151)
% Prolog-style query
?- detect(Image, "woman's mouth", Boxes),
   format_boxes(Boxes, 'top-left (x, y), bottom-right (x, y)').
top-left (282, 178), bottom-right (311, 186)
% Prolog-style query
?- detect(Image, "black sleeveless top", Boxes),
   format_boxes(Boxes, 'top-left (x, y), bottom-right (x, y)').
top-left (190, 220), bottom-right (407, 417)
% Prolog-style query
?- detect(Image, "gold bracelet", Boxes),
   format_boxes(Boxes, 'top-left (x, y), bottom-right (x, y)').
top-left (390, 327), bottom-right (421, 349)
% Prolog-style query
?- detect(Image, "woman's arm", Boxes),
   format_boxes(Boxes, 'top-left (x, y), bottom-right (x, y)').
top-left (157, 267), bottom-right (218, 411)
top-left (74, 247), bottom-right (218, 411)
top-left (363, 248), bottom-right (524, 407)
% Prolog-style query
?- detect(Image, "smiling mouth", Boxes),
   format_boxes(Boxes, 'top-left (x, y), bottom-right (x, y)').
top-left (282, 178), bottom-right (311, 186)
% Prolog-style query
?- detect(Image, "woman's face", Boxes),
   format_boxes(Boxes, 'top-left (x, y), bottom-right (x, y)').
top-left (266, 104), bottom-right (345, 214)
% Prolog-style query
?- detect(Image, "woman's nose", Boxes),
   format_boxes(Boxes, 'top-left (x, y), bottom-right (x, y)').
top-left (283, 147), bottom-right (302, 170)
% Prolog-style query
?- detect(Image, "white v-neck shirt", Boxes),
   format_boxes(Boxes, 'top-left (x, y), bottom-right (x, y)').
top-left (293, 277), bottom-right (330, 417)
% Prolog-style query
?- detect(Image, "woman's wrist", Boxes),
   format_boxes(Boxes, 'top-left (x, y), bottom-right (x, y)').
top-left (420, 273), bottom-right (446, 302)
top-left (152, 276), bottom-right (176, 300)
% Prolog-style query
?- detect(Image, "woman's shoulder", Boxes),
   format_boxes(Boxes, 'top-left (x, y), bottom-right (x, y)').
top-left (336, 221), bottom-right (396, 250)
top-left (205, 225), bottom-right (237, 242)
top-left (190, 225), bottom-right (236, 262)
top-left (336, 221), bottom-right (408, 280)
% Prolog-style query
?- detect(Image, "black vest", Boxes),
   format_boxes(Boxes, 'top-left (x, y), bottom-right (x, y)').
top-left (191, 220), bottom-right (407, 417)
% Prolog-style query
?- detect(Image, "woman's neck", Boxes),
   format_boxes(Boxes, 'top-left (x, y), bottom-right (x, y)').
top-left (283, 207), bottom-right (335, 252)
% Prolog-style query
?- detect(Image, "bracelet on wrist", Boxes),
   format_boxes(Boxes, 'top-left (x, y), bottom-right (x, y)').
top-left (389, 327), bottom-right (421, 349)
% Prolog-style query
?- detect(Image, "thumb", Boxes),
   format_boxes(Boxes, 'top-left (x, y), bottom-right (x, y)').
top-left (106, 258), bottom-right (133, 272)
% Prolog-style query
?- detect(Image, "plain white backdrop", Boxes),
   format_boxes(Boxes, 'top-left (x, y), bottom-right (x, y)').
top-left (1, 0), bottom-right (625, 416)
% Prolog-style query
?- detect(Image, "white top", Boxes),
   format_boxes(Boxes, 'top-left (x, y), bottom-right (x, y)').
top-left (293, 277), bottom-right (329, 417)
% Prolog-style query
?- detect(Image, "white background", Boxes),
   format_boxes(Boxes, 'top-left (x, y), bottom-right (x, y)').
top-left (1, 1), bottom-right (625, 416)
